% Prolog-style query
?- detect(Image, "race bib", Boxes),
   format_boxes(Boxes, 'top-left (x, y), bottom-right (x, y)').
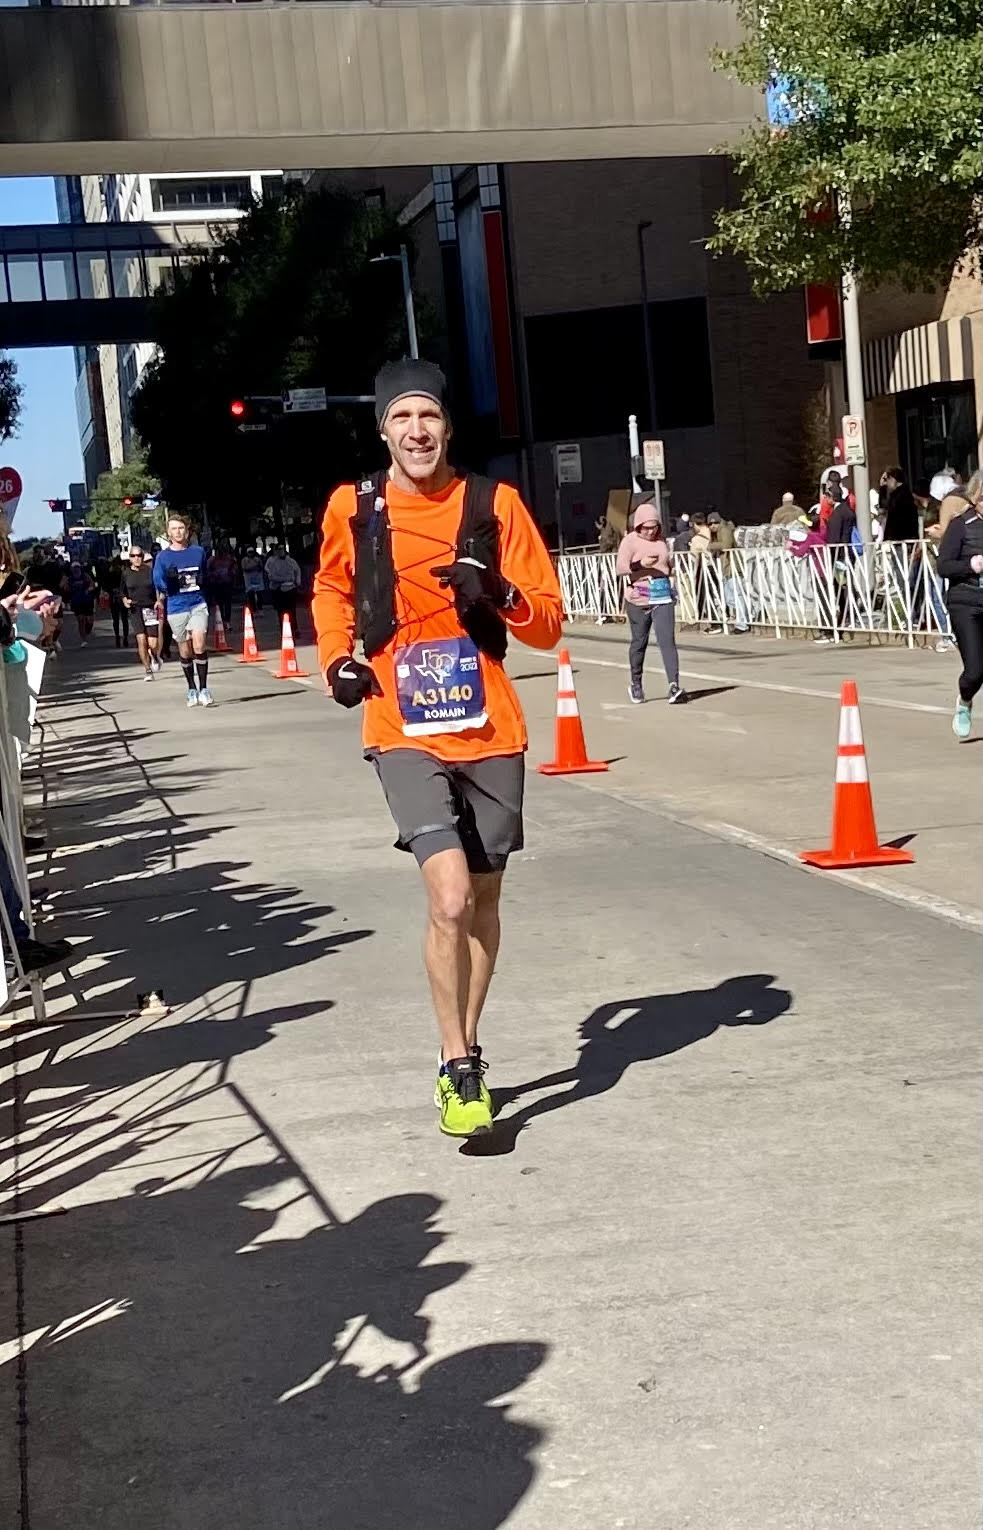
top-left (178, 568), bottom-right (200, 593)
top-left (635, 575), bottom-right (673, 605)
top-left (394, 637), bottom-right (487, 737)
top-left (141, 606), bottom-right (159, 625)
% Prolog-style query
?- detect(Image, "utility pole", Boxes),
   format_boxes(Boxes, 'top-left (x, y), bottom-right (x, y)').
top-left (637, 221), bottom-right (657, 439)
top-left (837, 196), bottom-right (873, 546)
top-left (372, 247), bottom-right (419, 359)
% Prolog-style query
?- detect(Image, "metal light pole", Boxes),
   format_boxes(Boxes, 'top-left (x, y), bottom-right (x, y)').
top-left (371, 247), bottom-right (419, 359)
top-left (637, 220), bottom-right (657, 437)
top-left (837, 195), bottom-right (873, 546)
top-left (398, 244), bottom-right (419, 360)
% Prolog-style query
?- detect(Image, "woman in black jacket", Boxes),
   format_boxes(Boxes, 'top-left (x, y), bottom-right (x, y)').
top-left (937, 471), bottom-right (983, 739)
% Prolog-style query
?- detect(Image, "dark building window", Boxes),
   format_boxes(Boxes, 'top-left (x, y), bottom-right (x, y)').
top-left (149, 177), bottom-right (253, 213)
top-left (525, 296), bottom-right (714, 440)
top-left (260, 175), bottom-right (286, 201)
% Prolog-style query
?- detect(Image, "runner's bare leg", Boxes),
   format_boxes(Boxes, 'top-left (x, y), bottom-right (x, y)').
top-left (465, 871), bottom-right (503, 1049)
top-left (421, 847), bottom-right (473, 1062)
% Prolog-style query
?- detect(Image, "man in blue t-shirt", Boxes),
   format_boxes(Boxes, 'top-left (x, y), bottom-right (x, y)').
top-left (152, 515), bottom-right (214, 708)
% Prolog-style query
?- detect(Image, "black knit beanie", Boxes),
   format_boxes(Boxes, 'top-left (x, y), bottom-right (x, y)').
top-left (375, 359), bottom-right (449, 428)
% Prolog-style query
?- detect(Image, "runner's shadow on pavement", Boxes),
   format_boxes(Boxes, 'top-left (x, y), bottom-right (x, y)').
top-left (465, 973), bottom-right (791, 1157)
top-left (1, 1163), bottom-right (546, 1530)
top-left (681, 685), bottom-right (738, 702)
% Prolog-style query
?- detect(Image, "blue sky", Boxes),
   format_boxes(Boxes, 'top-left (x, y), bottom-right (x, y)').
top-left (1, 177), bottom-right (85, 542)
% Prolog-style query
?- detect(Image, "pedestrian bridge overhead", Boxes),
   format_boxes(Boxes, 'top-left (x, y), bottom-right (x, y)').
top-left (0, 1), bottom-right (758, 176)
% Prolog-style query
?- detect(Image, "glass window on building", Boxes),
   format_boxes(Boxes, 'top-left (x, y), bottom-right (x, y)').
top-left (898, 382), bottom-right (979, 485)
top-left (77, 253), bottom-right (111, 301)
top-left (110, 251), bottom-right (147, 300)
top-left (149, 177), bottom-right (253, 214)
top-left (6, 256), bottom-right (42, 303)
top-left (41, 254), bottom-right (78, 301)
top-left (525, 297), bottom-right (715, 441)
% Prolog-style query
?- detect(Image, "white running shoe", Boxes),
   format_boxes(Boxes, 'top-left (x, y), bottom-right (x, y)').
top-left (198, 688), bottom-right (215, 708)
top-left (144, 670), bottom-right (154, 682)
top-left (186, 689), bottom-right (199, 708)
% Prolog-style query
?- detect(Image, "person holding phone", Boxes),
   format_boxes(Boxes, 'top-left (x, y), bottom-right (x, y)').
top-left (121, 546), bottom-right (161, 681)
top-left (616, 499), bottom-right (688, 705)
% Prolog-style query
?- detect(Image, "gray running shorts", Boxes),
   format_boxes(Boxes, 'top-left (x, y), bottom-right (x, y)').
top-left (367, 748), bottom-right (524, 874)
top-left (167, 602), bottom-right (209, 642)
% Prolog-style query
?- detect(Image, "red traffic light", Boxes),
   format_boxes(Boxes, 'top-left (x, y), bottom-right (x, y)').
top-left (230, 399), bottom-right (246, 418)
top-left (123, 496), bottom-right (134, 507)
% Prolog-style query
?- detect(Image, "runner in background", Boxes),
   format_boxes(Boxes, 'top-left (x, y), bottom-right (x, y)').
top-left (62, 561), bottom-right (96, 646)
top-left (240, 545), bottom-right (266, 613)
top-left (206, 542), bottom-right (237, 627)
top-left (106, 553), bottom-right (130, 649)
top-left (152, 515), bottom-right (214, 708)
top-left (265, 544), bottom-right (303, 632)
top-left (121, 546), bottom-right (161, 681)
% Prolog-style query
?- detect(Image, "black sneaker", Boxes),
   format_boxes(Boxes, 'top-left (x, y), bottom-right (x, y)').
top-left (668, 684), bottom-right (689, 704)
top-left (469, 1045), bottom-right (494, 1114)
top-left (14, 936), bottom-right (73, 976)
top-left (628, 680), bottom-right (644, 705)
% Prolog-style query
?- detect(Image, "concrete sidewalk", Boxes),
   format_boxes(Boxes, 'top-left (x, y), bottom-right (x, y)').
top-left (1, 628), bottom-right (980, 1530)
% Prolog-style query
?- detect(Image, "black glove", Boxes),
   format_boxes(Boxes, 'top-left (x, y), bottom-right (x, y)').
top-left (430, 556), bottom-right (512, 613)
top-left (326, 656), bottom-right (382, 708)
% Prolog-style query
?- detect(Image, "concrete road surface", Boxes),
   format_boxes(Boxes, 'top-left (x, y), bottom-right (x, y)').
top-left (2, 615), bottom-right (979, 1530)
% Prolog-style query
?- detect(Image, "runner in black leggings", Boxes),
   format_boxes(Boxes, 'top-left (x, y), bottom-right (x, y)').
top-left (937, 474), bottom-right (983, 741)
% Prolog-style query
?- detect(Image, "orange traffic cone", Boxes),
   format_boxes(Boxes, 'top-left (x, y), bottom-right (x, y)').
top-left (273, 613), bottom-right (310, 679)
top-left (799, 680), bottom-right (914, 869)
top-left (238, 605), bottom-right (264, 664)
top-left (212, 606), bottom-right (230, 653)
top-left (537, 649), bottom-right (609, 776)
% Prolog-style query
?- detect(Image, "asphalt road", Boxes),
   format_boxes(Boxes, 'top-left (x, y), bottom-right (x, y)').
top-left (2, 619), bottom-right (979, 1530)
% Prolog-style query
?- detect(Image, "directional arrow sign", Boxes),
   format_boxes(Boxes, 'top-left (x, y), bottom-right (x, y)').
top-left (238, 422), bottom-right (268, 434)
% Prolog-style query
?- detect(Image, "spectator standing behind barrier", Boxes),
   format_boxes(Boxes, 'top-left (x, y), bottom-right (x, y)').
top-left (595, 516), bottom-right (620, 555)
top-left (932, 472), bottom-right (972, 541)
top-left (673, 514), bottom-right (693, 551)
top-left (880, 467), bottom-right (919, 542)
top-left (938, 471), bottom-right (983, 739)
top-left (616, 501), bottom-right (688, 706)
top-left (771, 492), bottom-right (805, 526)
top-left (265, 543), bottom-right (303, 629)
top-left (705, 509), bottom-right (750, 634)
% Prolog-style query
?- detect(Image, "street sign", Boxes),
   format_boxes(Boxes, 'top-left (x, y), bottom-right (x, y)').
top-left (0, 466), bottom-right (22, 526)
top-left (237, 422), bottom-right (268, 434)
top-left (642, 439), bottom-right (665, 481)
top-left (554, 443), bottom-right (582, 485)
top-left (842, 414), bottom-right (866, 466)
top-left (283, 387), bottom-right (328, 414)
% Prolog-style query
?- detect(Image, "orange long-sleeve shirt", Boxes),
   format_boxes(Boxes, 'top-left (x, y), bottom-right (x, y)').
top-left (312, 475), bottom-right (563, 760)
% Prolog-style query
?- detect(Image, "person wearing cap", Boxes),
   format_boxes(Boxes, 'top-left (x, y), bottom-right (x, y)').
top-left (312, 358), bottom-right (563, 1139)
top-left (615, 499), bottom-right (687, 704)
top-left (705, 509), bottom-right (750, 634)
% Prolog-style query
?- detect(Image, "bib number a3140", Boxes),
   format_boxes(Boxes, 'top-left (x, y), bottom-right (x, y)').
top-left (394, 637), bottom-right (488, 737)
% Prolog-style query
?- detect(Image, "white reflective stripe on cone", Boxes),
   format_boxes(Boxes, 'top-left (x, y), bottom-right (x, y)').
top-left (835, 752), bottom-right (869, 783)
top-left (838, 705), bottom-right (864, 747)
top-left (557, 662), bottom-right (575, 691)
top-left (557, 697), bottom-right (580, 717)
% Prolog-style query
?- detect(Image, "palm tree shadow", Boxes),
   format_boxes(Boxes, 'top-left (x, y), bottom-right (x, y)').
top-left (465, 973), bottom-right (792, 1157)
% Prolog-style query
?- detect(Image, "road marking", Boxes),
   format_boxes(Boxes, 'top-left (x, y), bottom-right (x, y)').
top-left (562, 649), bottom-right (953, 716)
top-left (697, 818), bottom-right (983, 931)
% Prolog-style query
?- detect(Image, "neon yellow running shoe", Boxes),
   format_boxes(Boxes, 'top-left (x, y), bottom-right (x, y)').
top-left (434, 1057), bottom-right (493, 1137)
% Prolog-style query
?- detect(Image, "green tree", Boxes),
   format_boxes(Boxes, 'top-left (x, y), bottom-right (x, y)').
top-left (130, 184), bottom-right (409, 533)
top-left (709, 0), bottom-right (981, 292)
top-left (0, 352), bottom-right (23, 442)
top-left (89, 449), bottom-right (164, 535)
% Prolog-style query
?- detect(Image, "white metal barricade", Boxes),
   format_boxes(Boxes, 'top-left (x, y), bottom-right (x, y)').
top-left (556, 540), bottom-right (954, 646)
top-left (0, 646), bottom-right (47, 1026)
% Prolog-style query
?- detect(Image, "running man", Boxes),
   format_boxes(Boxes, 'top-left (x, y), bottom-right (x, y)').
top-left (121, 546), bottom-right (161, 681)
top-left (313, 359), bottom-right (563, 1138)
top-left (152, 515), bottom-right (214, 708)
